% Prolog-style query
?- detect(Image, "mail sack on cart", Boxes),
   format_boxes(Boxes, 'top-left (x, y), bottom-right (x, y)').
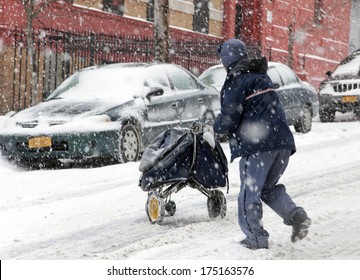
top-left (138, 128), bottom-right (228, 191)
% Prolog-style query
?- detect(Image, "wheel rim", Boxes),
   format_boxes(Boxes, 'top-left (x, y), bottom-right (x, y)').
top-left (122, 129), bottom-right (138, 161)
top-left (148, 196), bottom-right (160, 221)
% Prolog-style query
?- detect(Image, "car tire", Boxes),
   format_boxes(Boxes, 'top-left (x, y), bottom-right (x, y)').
top-left (354, 108), bottom-right (360, 120)
top-left (294, 106), bottom-right (312, 133)
top-left (319, 108), bottom-right (335, 122)
top-left (117, 122), bottom-right (141, 163)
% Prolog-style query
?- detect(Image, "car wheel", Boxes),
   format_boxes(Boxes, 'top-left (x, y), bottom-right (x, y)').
top-left (294, 106), bottom-right (312, 133)
top-left (319, 108), bottom-right (335, 122)
top-left (354, 108), bottom-right (360, 120)
top-left (117, 122), bottom-right (141, 163)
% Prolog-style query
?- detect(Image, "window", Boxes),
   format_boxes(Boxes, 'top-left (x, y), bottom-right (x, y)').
top-left (146, 68), bottom-right (171, 89)
top-left (102, 0), bottom-right (124, 16)
top-left (314, 0), bottom-right (324, 25)
top-left (276, 64), bottom-right (298, 86)
top-left (168, 67), bottom-right (198, 91)
top-left (193, 0), bottom-right (209, 34)
top-left (235, 4), bottom-right (242, 39)
top-left (267, 67), bottom-right (283, 87)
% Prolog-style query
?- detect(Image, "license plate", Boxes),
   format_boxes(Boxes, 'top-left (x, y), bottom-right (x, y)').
top-left (28, 136), bottom-right (52, 149)
top-left (342, 96), bottom-right (357, 103)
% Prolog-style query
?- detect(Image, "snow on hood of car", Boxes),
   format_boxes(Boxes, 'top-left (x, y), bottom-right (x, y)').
top-left (333, 55), bottom-right (360, 77)
top-left (14, 98), bottom-right (128, 118)
top-left (1, 112), bottom-right (121, 135)
top-left (0, 98), bottom-right (127, 135)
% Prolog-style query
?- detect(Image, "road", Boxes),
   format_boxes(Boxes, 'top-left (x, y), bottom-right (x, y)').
top-left (1, 114), bottom-right (360, 260)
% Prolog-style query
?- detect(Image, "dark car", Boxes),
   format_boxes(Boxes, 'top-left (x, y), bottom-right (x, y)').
top-left (318, 49), bottom-right (360, 122)
top-left (199, 62), bottom-right (319, 133)
top-left (0, 63), bottom-right (220, 167)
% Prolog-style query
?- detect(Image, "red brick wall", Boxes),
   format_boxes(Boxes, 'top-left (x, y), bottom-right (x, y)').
top-left (261, 0), bottom-right (351, 88)
top-left (2, 0), bottom-right (352, 90)
top-left (221, 0), bottom-right (351, 89)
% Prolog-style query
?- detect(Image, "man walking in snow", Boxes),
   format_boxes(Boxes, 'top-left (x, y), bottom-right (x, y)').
top-left (213, 38), bottom-right (311, 250)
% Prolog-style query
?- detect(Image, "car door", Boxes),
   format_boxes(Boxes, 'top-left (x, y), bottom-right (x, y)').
top-left (166, 65), bottom-right (209, 128)
top-left (144, 65), bottom-right (183, 141)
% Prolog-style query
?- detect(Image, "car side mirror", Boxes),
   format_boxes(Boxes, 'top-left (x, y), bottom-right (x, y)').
top-left (325, 71), bottom-right (332, 78)
top-left (273, 82), bottom-right (280, 89)
top-left (146, 87), bottom-right (164, 101)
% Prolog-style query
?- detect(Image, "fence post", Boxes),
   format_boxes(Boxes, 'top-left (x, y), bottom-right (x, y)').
top-left (90, 32), bottom-right (95, 66)
top-left (11, 27), bottom-right (17, 111)
top-left (63, 32), bottom-right (70, 80)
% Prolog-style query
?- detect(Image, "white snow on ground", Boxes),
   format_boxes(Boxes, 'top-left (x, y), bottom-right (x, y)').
top-left (1, 114), bottom-right (360, 260)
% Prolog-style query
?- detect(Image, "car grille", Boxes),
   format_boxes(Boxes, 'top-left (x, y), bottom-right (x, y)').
top-left (16, 121), bottom-right (65, 128)
top-left (333, 82), bottom-right (360, 93)
top-left (16, 141), bottom-right (69, 152)
top-left (17, 121), bottom-right (38, 128)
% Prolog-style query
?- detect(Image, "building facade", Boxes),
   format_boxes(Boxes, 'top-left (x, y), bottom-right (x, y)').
top-left (222, 0), bottom-right (352, 86)
top-left (0, 0), bottom-right (355, 114)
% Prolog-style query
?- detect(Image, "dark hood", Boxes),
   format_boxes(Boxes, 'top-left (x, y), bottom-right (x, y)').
top-left (229, 56), bottom-right (268, 76)
top-left (218, 39), bottom-right (248, 71)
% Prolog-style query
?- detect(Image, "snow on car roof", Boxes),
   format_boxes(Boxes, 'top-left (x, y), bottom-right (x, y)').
top-left (47, 63), bottom-right (177, 101)
top-left (48, 65), bottom-right (149, 100)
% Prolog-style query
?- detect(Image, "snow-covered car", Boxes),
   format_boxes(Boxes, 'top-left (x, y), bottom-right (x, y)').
top-left (318, 49), bottom-right (360, 122)
top-left (0, 63), bottom-right (220, 167)
top-left (199, 62), bottom-right (319, 133)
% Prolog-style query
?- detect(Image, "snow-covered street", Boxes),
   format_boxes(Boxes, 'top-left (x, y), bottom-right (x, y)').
top-left (1, 114), bottom-right (360, 260)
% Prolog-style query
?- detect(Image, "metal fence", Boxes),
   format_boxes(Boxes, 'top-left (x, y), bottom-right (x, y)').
top-left (3, 27), bottom-right (221, 112)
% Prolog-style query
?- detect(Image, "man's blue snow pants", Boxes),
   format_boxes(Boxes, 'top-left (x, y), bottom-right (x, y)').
top-left (238, 149), bottom-right (297, 247)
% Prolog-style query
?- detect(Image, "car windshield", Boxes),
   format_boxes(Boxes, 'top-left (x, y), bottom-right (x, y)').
top-left (47, 66), bottom-right (149, 100)
top-left (199, 67), bottom-right (226, 89)
top-left (333, 55), bottom-right (360, 77)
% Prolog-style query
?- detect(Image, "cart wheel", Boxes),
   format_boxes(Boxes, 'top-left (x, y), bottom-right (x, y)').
top-left (165, 200), bottom-right (176, 216)
top-left (145, 191), bottom-right (165, 224)
top-left (207, 189), bottom-right (227, 219)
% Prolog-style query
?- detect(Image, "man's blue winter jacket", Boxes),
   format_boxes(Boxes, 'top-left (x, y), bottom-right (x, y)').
top-left (213, 57), bottom-right (296, 162)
